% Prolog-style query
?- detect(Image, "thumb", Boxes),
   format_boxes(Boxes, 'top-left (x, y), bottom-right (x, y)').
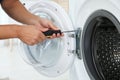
top-left (48, 23), bottom-right (59, 30)
top-left (35, 24), bottom-right (49, 32)
top-left (40, 27), bottom-right (49, 32)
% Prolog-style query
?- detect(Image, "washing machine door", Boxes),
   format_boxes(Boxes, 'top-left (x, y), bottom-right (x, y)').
top-left (18, 0), bottom-right (76, 77)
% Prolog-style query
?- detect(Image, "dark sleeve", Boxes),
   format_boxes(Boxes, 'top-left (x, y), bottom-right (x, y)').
top-left (0, 0), bottom-right (3, 3)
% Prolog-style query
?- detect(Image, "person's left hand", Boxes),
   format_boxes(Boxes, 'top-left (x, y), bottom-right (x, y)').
top-left (32, 17), bottom-right (64, 39)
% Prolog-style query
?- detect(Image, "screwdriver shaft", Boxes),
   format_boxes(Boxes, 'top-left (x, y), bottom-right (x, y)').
top-left (62, 30), bottom-right (77, 33)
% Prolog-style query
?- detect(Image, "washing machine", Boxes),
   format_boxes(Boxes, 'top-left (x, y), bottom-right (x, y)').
top-left (17, 0), bottom-right (120, 80)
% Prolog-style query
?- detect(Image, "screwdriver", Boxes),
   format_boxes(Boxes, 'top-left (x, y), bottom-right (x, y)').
top-left (43, 30), bottom-right (76, 38)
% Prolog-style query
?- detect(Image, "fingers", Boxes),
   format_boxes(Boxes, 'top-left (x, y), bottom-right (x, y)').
top-left (38, 32), bottom-right (47, 42)
top-left (33, 18), bottom-right (64, 39)
top-left (34, 32), bottom-right (46, 45)
top-left (48, 22), bottom-right (59, 30)
top-left (36, 24), bottom-right (49, 32)
top-left (38, 18), bottom-right (60, 32)
top-left (39, 26), bottom-right (49, 32)
top-left (19, 25), bottom-right (47, 46)
top-left (28, 34), bottom-right (46, 45)
top-left (47, 22), bottom-right (64, 38)
top-left (38, 18), bottom-right (59, 31)
top-left (48, 33), bottom-right (64, 39)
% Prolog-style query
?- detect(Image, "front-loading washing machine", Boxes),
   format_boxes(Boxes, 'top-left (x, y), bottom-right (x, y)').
top-left (16, 0), bottom-right (120, 80)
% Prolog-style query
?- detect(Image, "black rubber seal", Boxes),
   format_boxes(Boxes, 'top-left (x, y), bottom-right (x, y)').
top-left (82, 10), bottom-right (120, 80)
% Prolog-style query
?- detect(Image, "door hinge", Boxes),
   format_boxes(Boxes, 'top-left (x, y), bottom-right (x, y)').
top-left (76, 28), bottom-right (82, 59)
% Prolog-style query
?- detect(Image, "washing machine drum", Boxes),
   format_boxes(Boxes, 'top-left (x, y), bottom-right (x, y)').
top-left (83, 10), bottom-right (120, 80)
top-left (18, 0), bottom-right (120, 80)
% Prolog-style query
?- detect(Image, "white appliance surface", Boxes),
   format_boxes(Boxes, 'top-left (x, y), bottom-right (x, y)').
top-left (70, 0), bottom-right (120, 80)
top-left (1, 0), bottom-right (120, 80)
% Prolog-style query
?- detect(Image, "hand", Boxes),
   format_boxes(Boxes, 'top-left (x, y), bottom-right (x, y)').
top-left (32, 17), bottom-right (64, 38)
top-left (17, 25), bottom-right (46, 45)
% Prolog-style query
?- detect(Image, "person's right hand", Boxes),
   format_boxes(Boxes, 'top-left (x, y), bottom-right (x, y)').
top-left (17, 25), bottom-right (46, 45)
